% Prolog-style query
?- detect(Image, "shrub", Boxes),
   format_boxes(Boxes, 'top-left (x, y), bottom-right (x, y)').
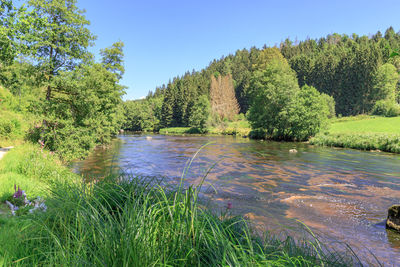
top-left (321, 93), bottom-right (336, 118)
top-left (372, 100), bottom-right (400, 117)
top-left (0, 116), bottom-right (22, 142)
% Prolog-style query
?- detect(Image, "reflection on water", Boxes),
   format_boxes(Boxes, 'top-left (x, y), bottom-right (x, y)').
top-left (72, 134), bottom-right (400, 265)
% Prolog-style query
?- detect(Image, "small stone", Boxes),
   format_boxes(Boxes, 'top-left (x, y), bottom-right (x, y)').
top-left (289, 149), bottom-right (298, 153)
top-left (387, 205), bottom-right (400, 232)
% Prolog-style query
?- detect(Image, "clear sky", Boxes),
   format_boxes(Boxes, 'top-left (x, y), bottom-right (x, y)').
top-left (77, 0), bottom-right (400, 100)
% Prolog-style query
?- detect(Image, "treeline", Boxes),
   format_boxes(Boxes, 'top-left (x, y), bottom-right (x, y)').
top-left (0, 0), bottom-right (126, 160)
top-left (124, 27), bottom-right (400, 137)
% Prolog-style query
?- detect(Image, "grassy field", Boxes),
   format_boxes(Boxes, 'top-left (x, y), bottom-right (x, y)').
top-left (311, 116), bottom-right (400, 153)
top-left (328, 116), bottom-right (400, 134)
top-left (0, 145), bottom-right (365, 266)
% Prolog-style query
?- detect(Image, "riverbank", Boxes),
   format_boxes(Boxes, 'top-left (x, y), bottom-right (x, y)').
top-left (159, 116), bottom-right (400, 154)
top-left (310, 116), bottom-right (400, 153)
top-left (0, 144), bottom-right (364, 265)
top-left (159, 119), bottom-right (251, 137)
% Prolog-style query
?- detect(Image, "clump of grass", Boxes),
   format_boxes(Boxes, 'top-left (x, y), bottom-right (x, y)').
top-left (310, 133), bottom-right (400, 153)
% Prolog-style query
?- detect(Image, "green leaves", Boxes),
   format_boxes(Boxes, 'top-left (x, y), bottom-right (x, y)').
top-left (20, 0), bottom-right (96, 75)
top-left (247, 61), bottom-right (329, 141)
top-left (101, 41), bottom-right (125, 80)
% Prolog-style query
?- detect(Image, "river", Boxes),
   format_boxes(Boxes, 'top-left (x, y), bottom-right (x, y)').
top-left (72, 134), bottom-right (400, 265)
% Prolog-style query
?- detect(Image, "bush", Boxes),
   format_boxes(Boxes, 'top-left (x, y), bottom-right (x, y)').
top-left (0, 116), bottom-right (23, 144)
top-left (321, 93), bottom-right (336, 118)
top-left (372, 100), bottom-right (400, 117)
top-left (282, 85), bottom-right (329, 141)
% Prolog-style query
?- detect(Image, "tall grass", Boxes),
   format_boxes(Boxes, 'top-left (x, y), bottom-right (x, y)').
top-left (0, 175), bottom-right (363, 266)
top-left (0, 145), bottom-right (367, 266)
top-left (0, 144), bottom-right (79, 202)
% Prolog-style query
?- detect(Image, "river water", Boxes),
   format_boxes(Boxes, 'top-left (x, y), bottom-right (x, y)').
top-left (72, 134), bottom-right (400, 265)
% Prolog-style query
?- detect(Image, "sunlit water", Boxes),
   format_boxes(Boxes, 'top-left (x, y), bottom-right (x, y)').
top-left (72, 134), bottom-right (400, 265)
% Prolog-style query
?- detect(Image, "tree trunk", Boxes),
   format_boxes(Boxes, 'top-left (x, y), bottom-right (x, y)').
top-left (46, 84), bottom-right (51, 100)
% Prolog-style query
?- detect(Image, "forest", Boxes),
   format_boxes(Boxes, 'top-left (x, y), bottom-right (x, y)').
top-left (124, 27), bottom-right (400, 140)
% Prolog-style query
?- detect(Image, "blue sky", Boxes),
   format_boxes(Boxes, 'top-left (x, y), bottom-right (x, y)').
top-left (78, 0), bottom-right (400, 100)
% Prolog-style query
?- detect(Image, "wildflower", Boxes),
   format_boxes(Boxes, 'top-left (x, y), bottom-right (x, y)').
top-left (226, 202), bottom-right (232, 210)
top-left (13, 184), bottom-right (23, 199)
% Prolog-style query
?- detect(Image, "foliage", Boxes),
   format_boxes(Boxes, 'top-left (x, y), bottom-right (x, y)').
top-left (280, 29), bottom-right (400, 116)
top-left (321, 93), bottom-right (336, 118)
top-left (0, 0), bottom-right (125, 160)
top-left (188, 95), bottom-right (210, 133)
top-left (101, 41), bottom-right (125, 80)
top-left (19, 0), bottom-right (96, 100)
top-left (0, 0), bottom-right (17, 65)
top-left (0, 115), bottom-right (22, 143)
top-left (246, 60), bottom-right (299, 139)
top-left (123, 97), bottom-right (163, 132)
top-left (372, 99), bottom-right (400, 117)
top-left (27, 63), bottom-right (125, 161)
top-left (371, 63), bottom-right (398, 103)
top-left (282, 85), bottom-right (329, 141)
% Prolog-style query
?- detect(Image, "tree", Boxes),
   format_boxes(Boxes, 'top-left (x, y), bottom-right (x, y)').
top-left (188, 95), bottom-right (210, 133)
top-left (251, 47), bottom-right (286, 71)
top-left (0, 0), bottom-right (17, 65)
top-left (371, 63), bottom-right (398, 103)
top-left (123, 97), bottom-right (163, 132)
top-left (283, 85), bottom-right (329, 141)
top-left (247, 60), bottom-right (300, 139)
top-left (28, 63), bottom-right (125, 160)
top-left (209, 74), bottom-right (239, 120)
top-left (160, 82), bottom-right (176, 127)
top-left (100, 41), bottom-right (125, 80)
top-left (321, 93), bottom-right (336, 118)
top-left (20, 0), bottom-right (96, 100)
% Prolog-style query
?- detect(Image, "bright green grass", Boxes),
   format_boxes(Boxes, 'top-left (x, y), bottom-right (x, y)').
top-left (328, 116), bottom-right (400, 134)
top-left (311, 115), bottom-right (400, 153)
top-left (159, 120), bottom-right (251, 137)
top-left (0, 145), bottom-right (368, 266)
top-left (159, 127), bottom-right (192, 134)
top-left (0, 144), bottom-right (79, 202)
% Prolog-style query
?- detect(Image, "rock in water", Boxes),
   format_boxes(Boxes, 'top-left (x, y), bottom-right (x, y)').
top-left (387, 205), bottom-right (400, 232)
top-left (289, 149), bottom-right (298, 153)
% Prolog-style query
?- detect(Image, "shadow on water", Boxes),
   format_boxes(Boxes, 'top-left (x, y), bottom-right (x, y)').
top-left (72, 133), bottom-right (400, 265)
